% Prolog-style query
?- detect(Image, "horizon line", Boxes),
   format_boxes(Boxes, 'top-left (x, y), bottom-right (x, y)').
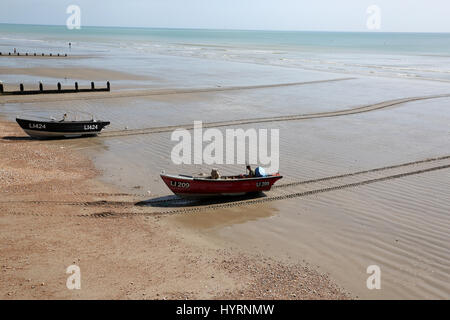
top-left (1, 22), bottom-right (450, 34)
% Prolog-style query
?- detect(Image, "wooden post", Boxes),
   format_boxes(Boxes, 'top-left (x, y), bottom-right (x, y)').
top-left (107, 81), bottom-right (110, 91)
top-left (0, 52), bottom-right (2, 55)
top-left (39, 82), bottom-right (43, 92)
top-left (91, 82), bottom-right (95, 90)
top-left (26, 53), bottom-right (28, 56)
top-left (57, 53), bottom-right (60, 57)
top-left (57, 82), bottom-right (61, 91)
top-left (0, 82), bottom-right (3, 94)
top-left (34, 53), bottom-right (36, 56)
top-left (50, 53), bottom-right (52, 57)
top-left (9, 52), bottom-right (11, 56)
top-left (65, 54), bottom-right (67, 57)
top-left (42, 53), bottom-right (44, 56)
top-left (75, 82), bottom-right (79, 92)
top-left (20, 83), bottom-right (24, 92)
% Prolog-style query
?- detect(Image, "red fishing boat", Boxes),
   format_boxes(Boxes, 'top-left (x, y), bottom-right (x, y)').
top-left (160, 170), bottom-right (283, 199)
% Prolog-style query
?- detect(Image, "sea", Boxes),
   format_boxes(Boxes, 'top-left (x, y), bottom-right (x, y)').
top-left (2, 23), bottom-right (450, 82)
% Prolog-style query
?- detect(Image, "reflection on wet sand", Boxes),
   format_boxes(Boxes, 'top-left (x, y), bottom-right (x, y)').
top-left (172, 202), bottom-right (279, 230)
top-left (136, 192), bottom-right (267, 208)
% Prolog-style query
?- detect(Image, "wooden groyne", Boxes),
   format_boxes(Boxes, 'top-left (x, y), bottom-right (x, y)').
top-left (0, 52), bottom-right (68, 57)
top-left (0, 81), bottom-right (110, 95)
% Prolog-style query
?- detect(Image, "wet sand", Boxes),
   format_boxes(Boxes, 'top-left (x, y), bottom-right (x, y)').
top-left (172, 160), bottom-right (450, 299)
top-left (0, 66), bottom-right (152, 82)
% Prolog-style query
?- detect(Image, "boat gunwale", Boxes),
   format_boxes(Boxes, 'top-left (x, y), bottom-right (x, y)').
top-left (160, 173), bottom-right (283, 182)
top-left (16, 118), bottom-right (110, 125)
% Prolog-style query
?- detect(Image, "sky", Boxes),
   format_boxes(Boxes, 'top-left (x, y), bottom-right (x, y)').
top-left (0, 0), bottom-right (449, 32)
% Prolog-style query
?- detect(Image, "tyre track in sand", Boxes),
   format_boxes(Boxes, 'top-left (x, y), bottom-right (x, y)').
top-left (100, 93), bottom-right (450, 139)
top-left (273, 155), bottom-right (450, 189)
top-left (0, 77), bottom-right (354, 104)
top-left (3, 155), bottom-right (449, 218)
top-left (85, 162), bottom-right (450, 218)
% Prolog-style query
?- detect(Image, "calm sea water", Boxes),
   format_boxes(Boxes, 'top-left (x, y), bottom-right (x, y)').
top-left (1, 23), bottom-right (450, 54)
top-left (2, 23), bottom-right (450, 84)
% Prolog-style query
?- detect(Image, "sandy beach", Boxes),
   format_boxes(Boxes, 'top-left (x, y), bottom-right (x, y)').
top-left (0, 120), bottom-right (349, 299)
top-left (1, 26), bottom-right (449, 300)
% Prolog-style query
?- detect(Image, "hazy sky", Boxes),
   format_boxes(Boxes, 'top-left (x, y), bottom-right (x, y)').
top-left (1, 0), bottom-right (449, 32)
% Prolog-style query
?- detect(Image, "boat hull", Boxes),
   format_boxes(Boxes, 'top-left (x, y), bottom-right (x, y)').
top-left (16, 118), bottom-right (110, 139)
top-left (161, 173), bottom-right (283, 199)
